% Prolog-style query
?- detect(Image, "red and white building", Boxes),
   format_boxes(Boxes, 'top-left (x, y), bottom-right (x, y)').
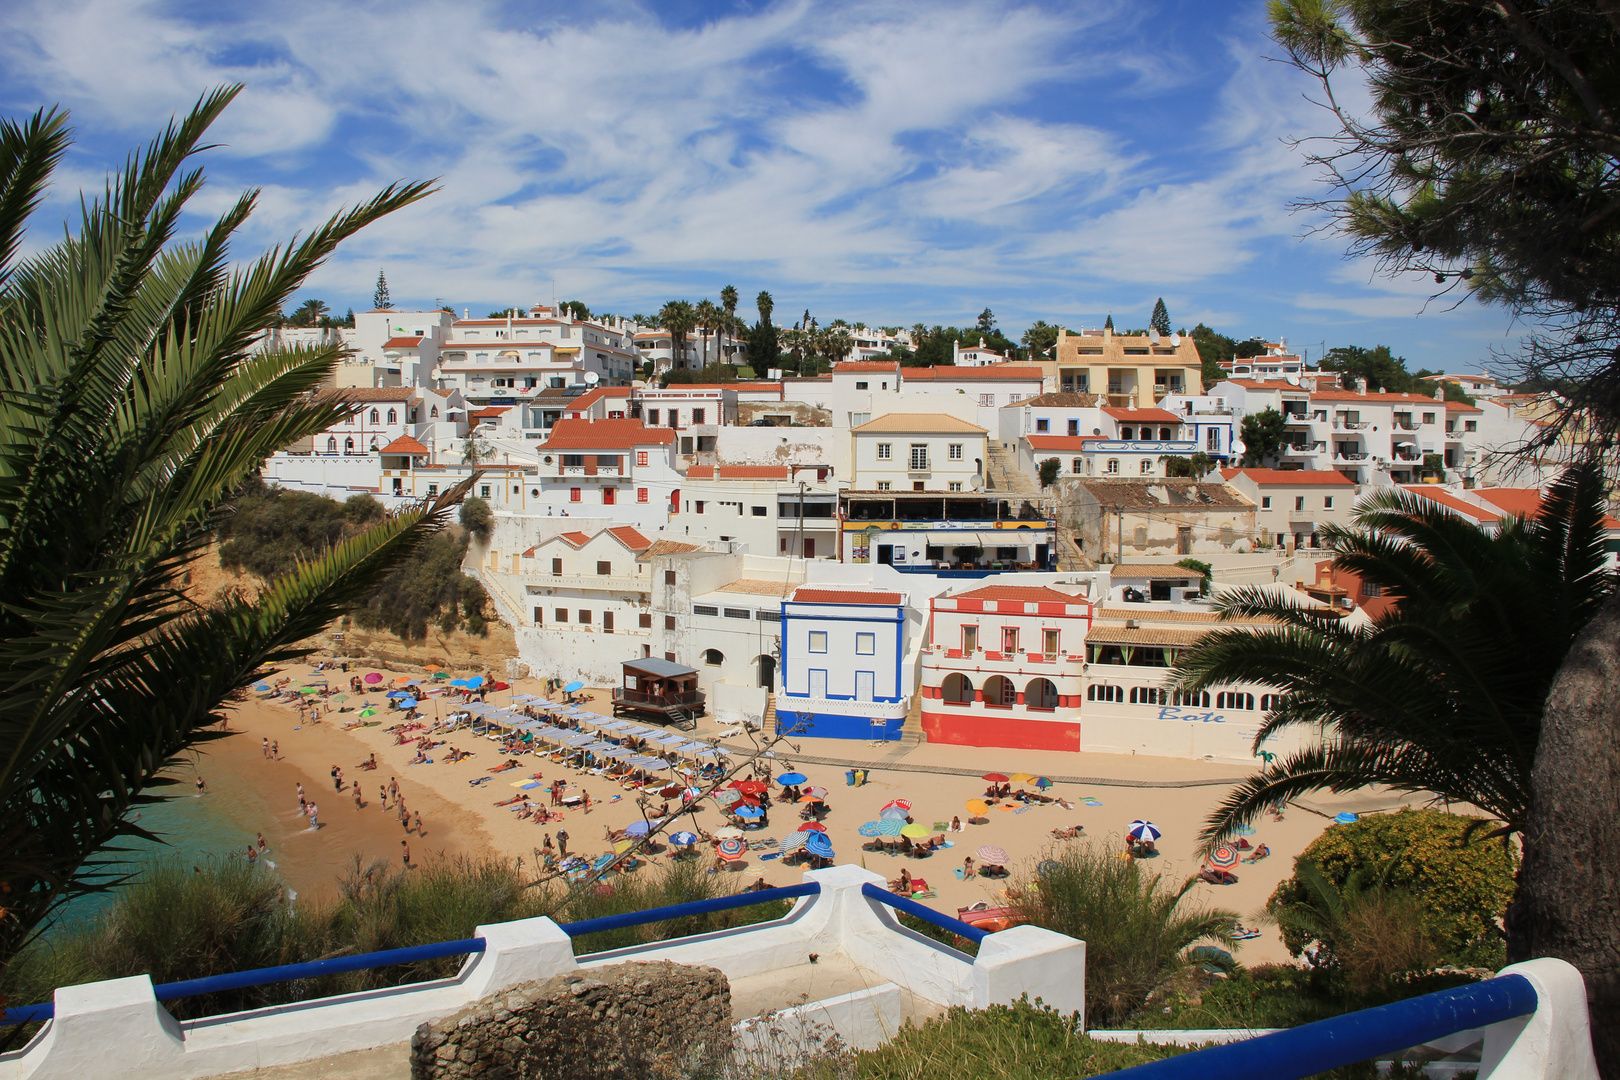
top-left (918, 584), bottom-right (1094, 751)
top-left (530, 418), bottom-right (681, 528)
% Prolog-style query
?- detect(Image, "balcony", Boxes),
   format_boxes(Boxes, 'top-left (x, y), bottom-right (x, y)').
top-left (1395, 421), bottom-right (1420, 432)
top-left (1335, 451), bottom-right (1370, 462)
top-left (1333, 420), bottom-right (1369, 431)
top-left (1280, 442), bottom-right (1324, 456)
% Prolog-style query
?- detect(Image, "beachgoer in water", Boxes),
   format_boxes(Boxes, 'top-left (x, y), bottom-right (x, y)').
top-left (195, 776), bottom-right (206, 795)
top-left (257, 833), bottom-right (268, 853)
top-left (247, 845), bottom-right (257, 863)
top-left (307, 804), bottom-right (318, 830)
top-left (297, 783), bottom-right (306, 811)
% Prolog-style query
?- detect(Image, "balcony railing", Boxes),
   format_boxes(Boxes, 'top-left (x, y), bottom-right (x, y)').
top-left (613, 687), bottom-right (706, 709)
top-left (1333, 420), bottom-right (1369, 430)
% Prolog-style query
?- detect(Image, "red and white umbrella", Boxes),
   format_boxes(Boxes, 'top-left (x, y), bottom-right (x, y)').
top-left (797, 822), bottom-right (827, 833)
top-left (881, 799), bottom-right (912, 811)
top-left (976, 845), bottom-right (1010, 866)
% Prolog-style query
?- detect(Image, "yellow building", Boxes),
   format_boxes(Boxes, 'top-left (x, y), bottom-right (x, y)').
top-left (1040, 327), bottom-right (1204, 405)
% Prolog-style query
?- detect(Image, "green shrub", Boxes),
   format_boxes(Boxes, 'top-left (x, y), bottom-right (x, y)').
top-left (1012, 842), bottom-right (1237, 1026)
top-left (1038, 458), bottom-right (1061, 488)
top-left (1267, 809), bottom-right (1515, 967)
top-left (458, 496), bottom-right (493, 544)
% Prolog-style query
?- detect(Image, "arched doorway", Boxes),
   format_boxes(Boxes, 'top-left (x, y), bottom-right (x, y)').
top-left (942, 673), bottom-right (974, 704)
top-left (756, 655), bottom-right (776, 692)
top-left (983, 675), bottom-right (1015, 707)
top-left (1025, 677), bottom-right (1059, 710)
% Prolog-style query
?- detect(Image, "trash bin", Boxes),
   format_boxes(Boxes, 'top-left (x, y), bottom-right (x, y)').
top-left (845, 769), bottom-right (856, 786)
top-left (856, 769), bottom-right (868, 786)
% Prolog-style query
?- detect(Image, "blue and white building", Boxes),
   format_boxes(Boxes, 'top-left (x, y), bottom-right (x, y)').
top-left (776, 585), bottom-right (910, 741)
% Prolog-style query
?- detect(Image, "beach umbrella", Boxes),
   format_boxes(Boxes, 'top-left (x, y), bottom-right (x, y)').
top-left (900, 823), bottom-right (932, 839)
top-left (659, 785), bottom-right (683, 799)
top-left (364, 673), bottom-right (383, 684)
top-left (359, 708), bottom-right (377, 718)
top-left (982, 773), bottom-right (1009, 783)
top-left (732, 780), bottom-right (768, 796)
top-left (1127, 821), bottom-right (1162, 842)
top-left (1037, 859), bottom-right (1061, 878)
top-left (804, 832), bottom-right (835, 859)
top-left (591, 853), bottom-right (616, 871)
top-left (424, 664), bottom-right (441, 672)
top-left (965, 799), bottom-right (991, 816)
top-left (253, 682), bottom-right (271, 692)
top-left (858, 821), bottom-right (884, 837)
top-left (449, 679), bottom-right (468, 688)
top-left (625, 820), bottom-right (653, 836)
top-left (797, 822), bottom-right (827, 833)
top-left (492, 681), bottom-right (510, 691)
top-left (773, 771), bottom-right (806, 786)
top-left (977, 845), bottom-right (1010, 866)
top-left (670, 831), bottom-right (699, 846)
top-left (298, 687), bottom-right (318, 694)
top-left (615, 840), bottom-right (634, 854)
top-left (563, 680), bottom-right (585, 693)
top-left (433, 672), bottom-right (450, 679)
top-left (880, 799), bottom-right (912, 811)
top-left (466, 676), bottom-right (485, 689)
top-left (399, 697), bottom-right (418, 708)
top-left (804, 785), bottom-right (828, 799)
top-left (386, 690), bottom-right (408, 699)
top-left (798, 794), bottom-right (825, 805)
top-left (879, 806), bottom-right (909, 821)
top-left (1034, 777), bottom-right (1052, 789)
top-left (714, 788), bottom-right (742, 807)
top-left (877, 819), bottom-right (905, 837)
top-left (734, 804), bottom-right (765, 820)
top-left (1334, 812), bottom-right (1358, 824)
top-left (778, 831), bottom-right (809, 853)
top-left (717, 838), bottom-right (747, 861)
top-left (714, 826), bottom-right (745, 840)
top-left (394, 675), bottom-right (412, 685)
top-left (404, 679), bottom-right (421, 686)
top-left (1010, 773), bottom-right (1033, 783)
top-left (1209, 844), bottom-right (1241, 869)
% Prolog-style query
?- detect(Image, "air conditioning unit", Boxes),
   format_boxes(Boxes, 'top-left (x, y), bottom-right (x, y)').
top-left (1125, 619), bottom-right (1140, 629)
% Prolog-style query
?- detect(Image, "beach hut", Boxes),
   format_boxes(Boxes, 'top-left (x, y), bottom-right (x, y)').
top-left (612, 657), bottom-right (706, 726)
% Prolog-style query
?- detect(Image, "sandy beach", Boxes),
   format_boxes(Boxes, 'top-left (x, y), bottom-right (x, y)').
top-left (182, 657), bottom-right (1423, 964)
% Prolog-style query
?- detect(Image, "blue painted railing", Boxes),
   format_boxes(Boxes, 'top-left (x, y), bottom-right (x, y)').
top-left (861, 882), bottom-right (989, 944)
top-left (1102, 973), bottom-right (1538, 1079)
top-left (0, 882), bottom-right (821, 1026)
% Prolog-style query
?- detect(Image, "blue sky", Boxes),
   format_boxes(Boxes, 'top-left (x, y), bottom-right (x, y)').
top-left (1, 0), bottom-right (1521, 370)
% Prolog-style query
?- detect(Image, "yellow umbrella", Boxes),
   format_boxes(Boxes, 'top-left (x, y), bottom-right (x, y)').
top-left (1010, 772), bottom-right (1034, 783)
top-left (965, 799), bottom-right (990, 816)
top-left (900, 823), bottom-right (932, 838)
top-left (614, 839), bottom-right (633, 854)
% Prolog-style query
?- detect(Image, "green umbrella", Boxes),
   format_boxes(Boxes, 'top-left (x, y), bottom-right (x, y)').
top-left (360, 708), bottom-right (377, 717)
top-left (298, 687), bottom-right (318, 694)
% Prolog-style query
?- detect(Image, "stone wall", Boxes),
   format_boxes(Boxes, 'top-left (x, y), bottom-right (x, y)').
top-left (410, 961), bottom-right (731, 1080)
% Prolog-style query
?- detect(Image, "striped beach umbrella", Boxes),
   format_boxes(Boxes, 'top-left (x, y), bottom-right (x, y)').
top-left (1209, 844), bottom-right (1240, 869)
top-left (977, 845), bottom-right (1010, 866)
top-left (804, 832), bottom-right (835, 859)
top-left (877, 818), bottom-right (905, 836)
top-left (717, 838), bottom-right (747, 861)
top-left (713, 788), bottom-right (742, 807)
top-left (778, 831), bottom-right (809, 853)
top-left (880, 799), bottom-right (912, 811)
top-left (1127, 820), bottom-right (1162, 842)
top-left (879, 806), bottom-right (910, 821)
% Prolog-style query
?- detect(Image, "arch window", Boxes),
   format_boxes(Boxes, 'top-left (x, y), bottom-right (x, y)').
top-left (387, 408), bottom-right (398, 424)
top-left (702, 649), bottom-right (724, 667)
top-left (1260, 694), bottom-right (1282, 711)
top-left (1140, 459), bottom-right (1153, 474)
top-left (1106, 459), bottom-right (1120, 474)
top-left (326, 436), bottom-right (337, 453)
top-left (982, 675), bottom-right (1015, 708)
top-left (1174, 689), bottom-right (1211, 708)
top-left (344, 437), bottom-right (355, 452)
top-left (1130, 686), bottom-right (1168, 705)
top-left (430, 405), bottom-right (439, 418)
top-left (942, 673), bottom-right (974, 705)
top-left (1216, 691), bottom-right (1255, 710)
top-left (1159, 426), bottom-right (1173, 440)
top-left (369, 436), bottom-right (380, 450)
top-left (369, 408), bottom-right (380, 424)
top-left (1025, 678), bottom-right (1058, 710)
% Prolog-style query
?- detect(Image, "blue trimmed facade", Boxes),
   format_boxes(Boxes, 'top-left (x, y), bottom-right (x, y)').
top-left (777, 592), bottom-right (909, 741)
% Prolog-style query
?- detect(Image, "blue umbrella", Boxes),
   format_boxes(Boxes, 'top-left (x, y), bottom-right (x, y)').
top-left (670, 831), bottom-right (699, 846)
top-left (625, 820), bottom-right (653, 836)
top-left (1127, 820), bottom-right (1162, 842)
top-left (734, 804), bottom-right (765, 819)
top-left (777, 772), bottom-right (808, 786)
top-left (466, 676), bottom-right (485, 689)
top-left (385, 690), bottom-right (409, 699)
top-left (879, 806), bottom-right (909, 821)
top-left (804, 832), bottom-right (834, 859)
top-left (1334, 812), bottom-right (1359, 824)
top-left (858, 821), bottom-right (884, 837)
top-left (449, 679), bottom-right (469, 688)
top-left (877, 819), bottom-right (905, 836)
top-left (563, 680), bottom-right (585, 694)
top-left (253, 682), bottom-right (271, 692)
top-left (398, 697), bottom-right (418, 708)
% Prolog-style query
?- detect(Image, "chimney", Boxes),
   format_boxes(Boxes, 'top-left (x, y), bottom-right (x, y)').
top-left (1434, 384), bottom-right (1445, 402)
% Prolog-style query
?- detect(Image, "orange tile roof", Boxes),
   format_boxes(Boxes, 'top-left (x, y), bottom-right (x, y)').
top-left (471, 406), bottom-right (511, 419)
top-left (1221, 467), bottom-right (1356, 487)
top-left (902, 365), bottom-right (1044, 381)
top-left (949, 584), bottom-right (1087, 604)
top-left (1223, 379), bottom-right (1297, 390)
top-left (1399, 486), bottom-right (1498, 523)
top-left (382, 336), bottom-right (424, 348)
top-left (1312, 389), bottom-right (1450, 405)
top-left (539, 418), bottom-right (675, 449)
top-left (1025, 435), bottom-right (1108, 450)
top-left (378, 434), bottom-right (428, 454)
top-left (833, 361), bottom-right (901, 373)
top-left (606, 525), bottom-right (652, 550)
top-left (1103, 407), bottom-right (1185, 424)
top-left (1444, 399), bottom-right (1483, 412)
top-left (566, 387), bottom-right (633, 411)
top-left (791, 587), bottom-right (902, 606)
top-left (684, 465), bottom-right (790, 480)
top-left (558, 531), bottom-right (591, 548)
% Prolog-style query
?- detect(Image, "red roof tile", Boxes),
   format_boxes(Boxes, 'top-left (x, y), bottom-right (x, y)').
top-left (833, 361), bottom-right (901, 373)
top-left (901, 365), bottom-right (1044, 381)
top-left (1311, 389), bottom-right (1450, 405)
top-left (558, 531), bottom-right (591, 548)
top-left (791, 587), bottom-right (902, 606)
top-left (1445, 399), bottom-right (1483, 412)
top-left (566, 387), bottom-right (633, 411)
top-left (1025, 435), bottom-right (1104, 451)
top-left (378, 434), bottom-right (428, 454)
top-left (383, 336), bottom-right (424, 348)
top-left (606, 525), bottom-right (652, 551)
top-left (686, 465), bottom-right (791, 480)
top-left (1399, 486), bottom-right (1498, 523)
top-left (1220, 468), bottom-right (1356, 487)
top-left (539, 418), bottom-right (675, 449)
top-left (949, 585), bottom-right (1088, 604)
top-left (471, 406), bottom-right (511, 419)
top-left (1103, 407), bottom-right (1185, 424)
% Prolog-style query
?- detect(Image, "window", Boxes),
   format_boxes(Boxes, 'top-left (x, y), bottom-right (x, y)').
top-left (554, 608), bottom-right (567, 622)
top-left (703, 648), bottom-right (724, 666)
top-left (386, 409), bottom-right (397, 424)
top-left (1361, 579), bottom-right (1382, 598)
top-left (602, 487), bottom-right (616, 505)
top-left (570, 487), bottom-right (581, 503)
top-left (856, 381), bottom-right (869, 390)
top-left (909, 444), bottom-right (928, 470)
top-left (637, 451), bottom-right (648, 466)
top-left (948, 482), bottom-right (963, 492)
top-left (877, 481), bottom-right (891, 491)
top-left (1001, 627), bottom-right (1019, 654)
top-left (1035, 419), bottom-right (1049, 432)
top-left (1323, 496), bottom-right (1334, 509)
top-left (1088, 684), bottom-right (1123, 702)
top-left (695, 500), bottom-right (705, 514)
top-left (1130, 686), bottom-right (1168, 704)
top-left (1465, 420), bottom-right (1478, 432)
top-left (668, 410), bottom-right (680, 427)
top-left (639, 612), bottom-right (652, 628)
top-left (427, 484), bottom-right (438, 496)
top-left (1106, 459), bottom-right (1119, 474)
top-left (1262, 496), bottom-right (1272, 509)
top-left (1295, 495), bottom-right (1306, 511)
top-left (369, 409), bottom-right (380, 424)
top-left (855, 632), bottom-right (875, 655)
top-left (647, 409), bottom-right (659, 425)
top-left (665, 615), bottom-right (676, 629)
top-left (876, 443), bottom-right (892, 460)
top-left (1207, 428), bottom-right (1221, 451)
top-left (808, 631), bottom-right (828, 653)
top-left (913, 481), bottom-right (925, 491)
top-left (948, 443), bottom-right (963, 460)
top-left (850, 411), bottom-right (871, 426)
top-left (692, 408), bottom-right (705, 424)
top-left (978, 394), bottom-right (993, 407)
top-left (1174, 689), bottom-right (1211, 707)
top-left (693, 604), bottom-right (719, 616)
top-left (597, 560), bottom-right (612, 575)
top-left (752, 506), bottom-right (767, 516)
top-left (480, 485), bottom-right (492, 498)
top-left (602, 611), bottom-right (614, 632)
top-left (1140, 459), bottom-right (1153, 474)
top-left (723, 607), bottom-right (750, 619)
top-left (1120, 426), bottom-right (1134, 440)
top-left (1215, 691), bottom-right (1254, 710)
top-left (1422, 412), bottom-right (1436, 424)
top-left (577, 609), bottom-right (592, 624)
top-left (552, 558), bottom-right (563, 575)
top-left (326, 436), bottom-right (337, 453)
top-left (664, 570), bottom-right (677, 586)
top-left (1043, 628), bottom-right (1060, 656)
top-left (1261, 694), bottom-right (1282, 711)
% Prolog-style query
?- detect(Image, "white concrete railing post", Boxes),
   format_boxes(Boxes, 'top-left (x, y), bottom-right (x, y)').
top-left (17, 976), bottom-right (184, 1080)
top-left (970, 924), bottom-right (1086, 1024)
top-left (459, 916), bottom-right (579, 1002)
top-left (1479, 958), bottom-right (1599, 1080)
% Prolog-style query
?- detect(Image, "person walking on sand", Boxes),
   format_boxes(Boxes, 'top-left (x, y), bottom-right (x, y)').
top-left (332, 765), bottom-right (343, 792)
top-left (413, 810), bottom-right (422, 836)
top-left (543, 833), bottom-right (554, 854)
top-left (307, 804), bottom-right (319, 830)
top-left (582, 790), bottom-right (592, 814)
top-left (271, 740), bottom-right (279, 761)
top-left (556, 829), bottom-right (569, 856)
top-left (389, 777), bottom-right (399, 803)
top-left (401, 840), bottom-right (411, 869)
top-left (353, 785), bottom-right (363, 811)
top-left (262, 737), bottom-right (270, 760)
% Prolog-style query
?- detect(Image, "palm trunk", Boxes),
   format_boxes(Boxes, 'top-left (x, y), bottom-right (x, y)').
top-left (1506, 589), bottom-right (1620, 1078)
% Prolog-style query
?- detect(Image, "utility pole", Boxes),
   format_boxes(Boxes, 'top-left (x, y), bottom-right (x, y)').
top-left (1115, 502), bottom-right (1125, 565)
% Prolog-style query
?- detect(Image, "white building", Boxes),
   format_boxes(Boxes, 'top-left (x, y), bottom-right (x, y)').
top-left (1219, 467), bottom-right (1359, 550)
top-left (530, 418), bottom-right (682, 528)
top-left (671, 465), bottom-right (840, 560)
top-left (433, 307), bottom-right (641, 404)
top-left (952, 338), bottom-right (1006, 367)
top-left (850, 413), bottom-right (988, 493)
top-left (776, 585), bottom-right (911, 741)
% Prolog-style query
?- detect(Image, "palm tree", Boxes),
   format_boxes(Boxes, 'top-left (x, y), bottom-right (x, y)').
top-left (720, 285), bottom-right (738, 321)
top-left (0, 89), bottom-right (453, 961)
top-left (292, 298), bottom-right (329, 327)
top-left (657, 299), bottom-right (695, 370)
top-left (694, 299), bottom-right (721, 370)
top-left (1171, 465), bottom-right (1616, 855)
top-left (755, 290), bottom-right (773, 327)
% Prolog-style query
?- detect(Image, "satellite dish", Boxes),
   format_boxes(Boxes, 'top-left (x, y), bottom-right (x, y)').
top-left (1170, 333), bottom-right (1182, 347)
top-left (1230, 439), bottom-right (1246, 456)
top-left (1149, 329), bottom-right (1161, 344)
top-left (584, 371), bottom-right (600, 385)
top-left (1286, 373), bottom-right (1301, 386)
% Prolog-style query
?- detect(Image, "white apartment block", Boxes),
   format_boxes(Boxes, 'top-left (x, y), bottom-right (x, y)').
top-left (1219, 467), bottom-right (1359, 550)
top-left (671, 465), bottom-right (840, 560)
top-left (850, 413), bottom-right (988, 494)
top-left (777, 585), bottom-right (911, 741)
